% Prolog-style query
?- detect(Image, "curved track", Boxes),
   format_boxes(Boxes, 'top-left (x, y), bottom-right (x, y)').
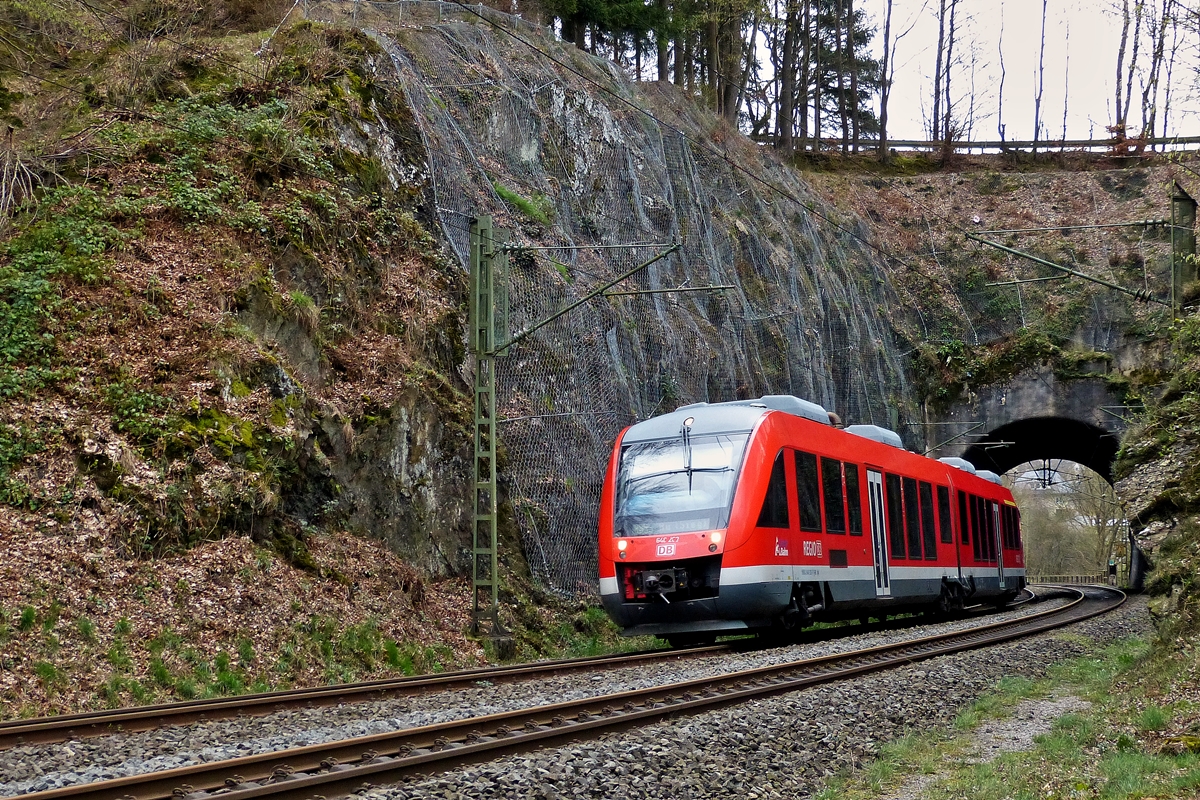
top-left (7, 585), bottom-right (1122, 800)
top-left (0, 588), bottom-right (1039, 751)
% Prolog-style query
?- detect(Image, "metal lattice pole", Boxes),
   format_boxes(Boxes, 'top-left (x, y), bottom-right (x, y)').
top-left (469, 217), bottom-right (503, 637)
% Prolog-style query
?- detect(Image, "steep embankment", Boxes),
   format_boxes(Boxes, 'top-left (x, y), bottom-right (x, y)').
top-left (0, 16), bottom-right (490, 713)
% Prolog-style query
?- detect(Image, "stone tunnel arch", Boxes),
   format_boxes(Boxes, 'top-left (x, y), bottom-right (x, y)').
top-left (960, 417), bottom-right (1122, 483)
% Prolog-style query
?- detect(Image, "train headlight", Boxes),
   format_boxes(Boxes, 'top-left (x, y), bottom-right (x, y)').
top-left (617, 539), bottom-right (628, 551)
top-left (710, 532), bottom-right (722, 544)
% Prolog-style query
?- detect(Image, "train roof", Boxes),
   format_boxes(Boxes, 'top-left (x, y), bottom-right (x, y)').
top-left (622, 395), bottom-right (830, 443)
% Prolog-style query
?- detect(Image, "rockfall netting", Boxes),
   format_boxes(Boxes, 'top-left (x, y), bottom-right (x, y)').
top-left (307, 0), bottom-right (909, 597)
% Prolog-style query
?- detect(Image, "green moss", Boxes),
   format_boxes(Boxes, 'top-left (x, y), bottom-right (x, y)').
top-left (491, 180), bottom-right (554, 226)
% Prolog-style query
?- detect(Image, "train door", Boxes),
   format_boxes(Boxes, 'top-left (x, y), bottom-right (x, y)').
top-left (992, 501), bottom-right (1006, 590)
top-left (866, 469), bottom-right (891, 596)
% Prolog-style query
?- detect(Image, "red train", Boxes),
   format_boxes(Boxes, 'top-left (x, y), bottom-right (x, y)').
top-left (598, 395), bottom-right (1025, 644)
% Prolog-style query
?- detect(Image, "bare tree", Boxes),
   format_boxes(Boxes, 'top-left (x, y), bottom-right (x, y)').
top-left (877, 0), bottom-right (894, 161)
top-left (931, 0), bottom-right (947, 140)
top-left (941, 0), bottom-right (957, 159)
top-left (1033, 0), bottom-right (1047, 150)
top-left (1116, 0), bottom-right (1131, 125)
top-left (997, 2), bottom-right (1006, 141)
top-left (1141, 0), bottom-right (1172, 140)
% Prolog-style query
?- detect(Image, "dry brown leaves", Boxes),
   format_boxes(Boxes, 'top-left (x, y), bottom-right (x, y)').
top-left (0, 519), bottom-right (484, 719)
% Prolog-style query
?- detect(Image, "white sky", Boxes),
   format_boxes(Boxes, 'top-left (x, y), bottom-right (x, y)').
top-left (858, 0), bottom-right (1200, 142)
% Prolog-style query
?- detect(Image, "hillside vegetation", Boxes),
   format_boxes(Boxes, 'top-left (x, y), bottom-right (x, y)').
top-left (0, 3), bottom-right (492, 713)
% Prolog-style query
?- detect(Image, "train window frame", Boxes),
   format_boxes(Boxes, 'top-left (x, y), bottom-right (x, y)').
top-left (822, 457), bottom-right (846, 534)
top-left (845, 463), bottom-right (864, 536)
top-left (986, 500), bottom-right (998, 562)
top-left (919, 481), bottom-right (937, 561)
top-left (957, 490), bottom-right (970, 546)
top-left (970, 494), bottom-right (982, 561)
top-left (755, 450), bottom-right (790, 529)
top-left (902, 476), bottom-right (922, 560)
top-left (795, 450), bottom-right (823, 533)
top-left (937, 486), bottom-right (953, 544)
top-left (885, 473), bottom-right (905, 559)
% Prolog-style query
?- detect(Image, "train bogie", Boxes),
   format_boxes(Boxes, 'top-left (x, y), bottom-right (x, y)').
top-left (598, 396), bottom-right (1026, 639)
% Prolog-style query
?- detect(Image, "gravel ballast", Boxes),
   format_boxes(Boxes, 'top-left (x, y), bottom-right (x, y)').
top-left (0, 592), bottom-right (1147, 797)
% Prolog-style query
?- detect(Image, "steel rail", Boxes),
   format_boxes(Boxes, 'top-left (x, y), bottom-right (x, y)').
top-left (0, 644), bottom-right (726, 750)
top-left (8, 587), bottom-right (1122, 800)
top-left (0, 595), bottom-right (1035, 751)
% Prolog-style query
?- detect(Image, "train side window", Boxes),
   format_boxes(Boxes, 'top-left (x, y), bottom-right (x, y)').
top-left (1014, 508), bottom-right (1023, 549)
top-left (845, 463), bottom-right (863, 536)
top-left (957, 490), bottom-right (970, 546)
top-left (822, 457), bottom-right (846, 534)
top-left (1002, 506), bottom-right (1014, 549)
top-left (919, 481), bottom-right (937, 560)
top-left (885, 473), bottom-right (905, 559)
top-left (795, 451), bottom-right (822, 532)
top-left (903, 477), bottom-right (922, 560)
top-left (937, 486), bottom-right (953, 544)
top-left (756, 451), bottom-right (790, 529)
top-left (970, 494), bottom-right (981, 561)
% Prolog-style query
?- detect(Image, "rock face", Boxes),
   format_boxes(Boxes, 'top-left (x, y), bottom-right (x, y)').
top-left (339, 16), bottom-right (912, 593)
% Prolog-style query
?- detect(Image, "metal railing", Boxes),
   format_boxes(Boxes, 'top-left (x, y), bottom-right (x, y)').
top-left (1029, 574), bottom-right (1110, 585)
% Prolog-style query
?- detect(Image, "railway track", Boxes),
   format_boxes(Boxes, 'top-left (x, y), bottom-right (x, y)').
top-left (7, 585), bottom-right (1121, 800)
top-left (0, 588), bottom-right (1038, 752)
top-left (0, 644), bottom-right (729, 751)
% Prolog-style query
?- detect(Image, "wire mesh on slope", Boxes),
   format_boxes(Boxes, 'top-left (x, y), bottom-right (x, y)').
top-left (309, 1), bottom-right (910, 597)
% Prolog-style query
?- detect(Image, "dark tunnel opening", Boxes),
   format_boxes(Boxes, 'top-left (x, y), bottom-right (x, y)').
top-left (960, 416), bottom-right (1121, 484)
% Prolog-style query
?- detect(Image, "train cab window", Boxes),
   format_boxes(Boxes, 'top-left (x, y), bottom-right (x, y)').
top-left (957, 490), bottom-right (970, 546)
top-left (937, 486), bottom-right (953, 544)
top-left (795, 451), bottom-right (822, 532)
top-left (970, 495), bottom-right (982, 561)
top-left (885, 473), bottom-right (905, 559)
top-left (919, 482), bottom-right (937, 560)
top-left (902, 477), bottom-right (922, 560)
top-left (756, 451), bottom-right (790, 529)
top-left (845, 463), bottom-right (863, 536)
top-left (822, 457), bottom-right (846, 534)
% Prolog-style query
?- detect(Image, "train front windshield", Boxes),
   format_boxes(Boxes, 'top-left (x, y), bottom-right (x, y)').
top-left (614, 433), bottom-right (748, 537)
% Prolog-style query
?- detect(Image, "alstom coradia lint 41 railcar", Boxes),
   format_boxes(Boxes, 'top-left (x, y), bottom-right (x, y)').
top-left (598, 395), bottom-right (1025, 644)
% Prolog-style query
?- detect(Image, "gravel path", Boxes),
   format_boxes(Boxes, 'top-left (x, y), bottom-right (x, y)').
top-left (0, 592), bottom-right (1137, 797)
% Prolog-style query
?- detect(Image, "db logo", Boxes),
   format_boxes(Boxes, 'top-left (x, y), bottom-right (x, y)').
top-left (656, 543), bottom-right (676, 557)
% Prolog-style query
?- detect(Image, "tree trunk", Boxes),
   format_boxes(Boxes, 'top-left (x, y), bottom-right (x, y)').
top-left (931, 0), bottom-right (946, 141)
top-left (1141, 0), bottom-right (1170, 139)
top-left (997, 3), bottom-right (1006, 140)
top-left (1033, 0), bottom-right (1046, 150)
top-left (1116, 0), bottom-right (1130, 125)
top-left (734, 11), bottom-right (760, 124)
top-left (708, 17), bottom-right (720, 111)
top-left (1123, 1), bottom-right (1144, 129)
top-left (877, 0), bottom-right (893, 162)
top-left (798, 0), bottom-right (811, 149)
top-left (812, 0), bottom-right (821, 149)
top-left (848, 0), bottom-right (858, 152)
top-left (657, 0), bottom-right (670, 82)
top-left (778, 0), bottom-right (798, 150)
top-left (835, 0), bottom-right (848, 151)
top-left (942, 0), bottom-right (957, 160)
